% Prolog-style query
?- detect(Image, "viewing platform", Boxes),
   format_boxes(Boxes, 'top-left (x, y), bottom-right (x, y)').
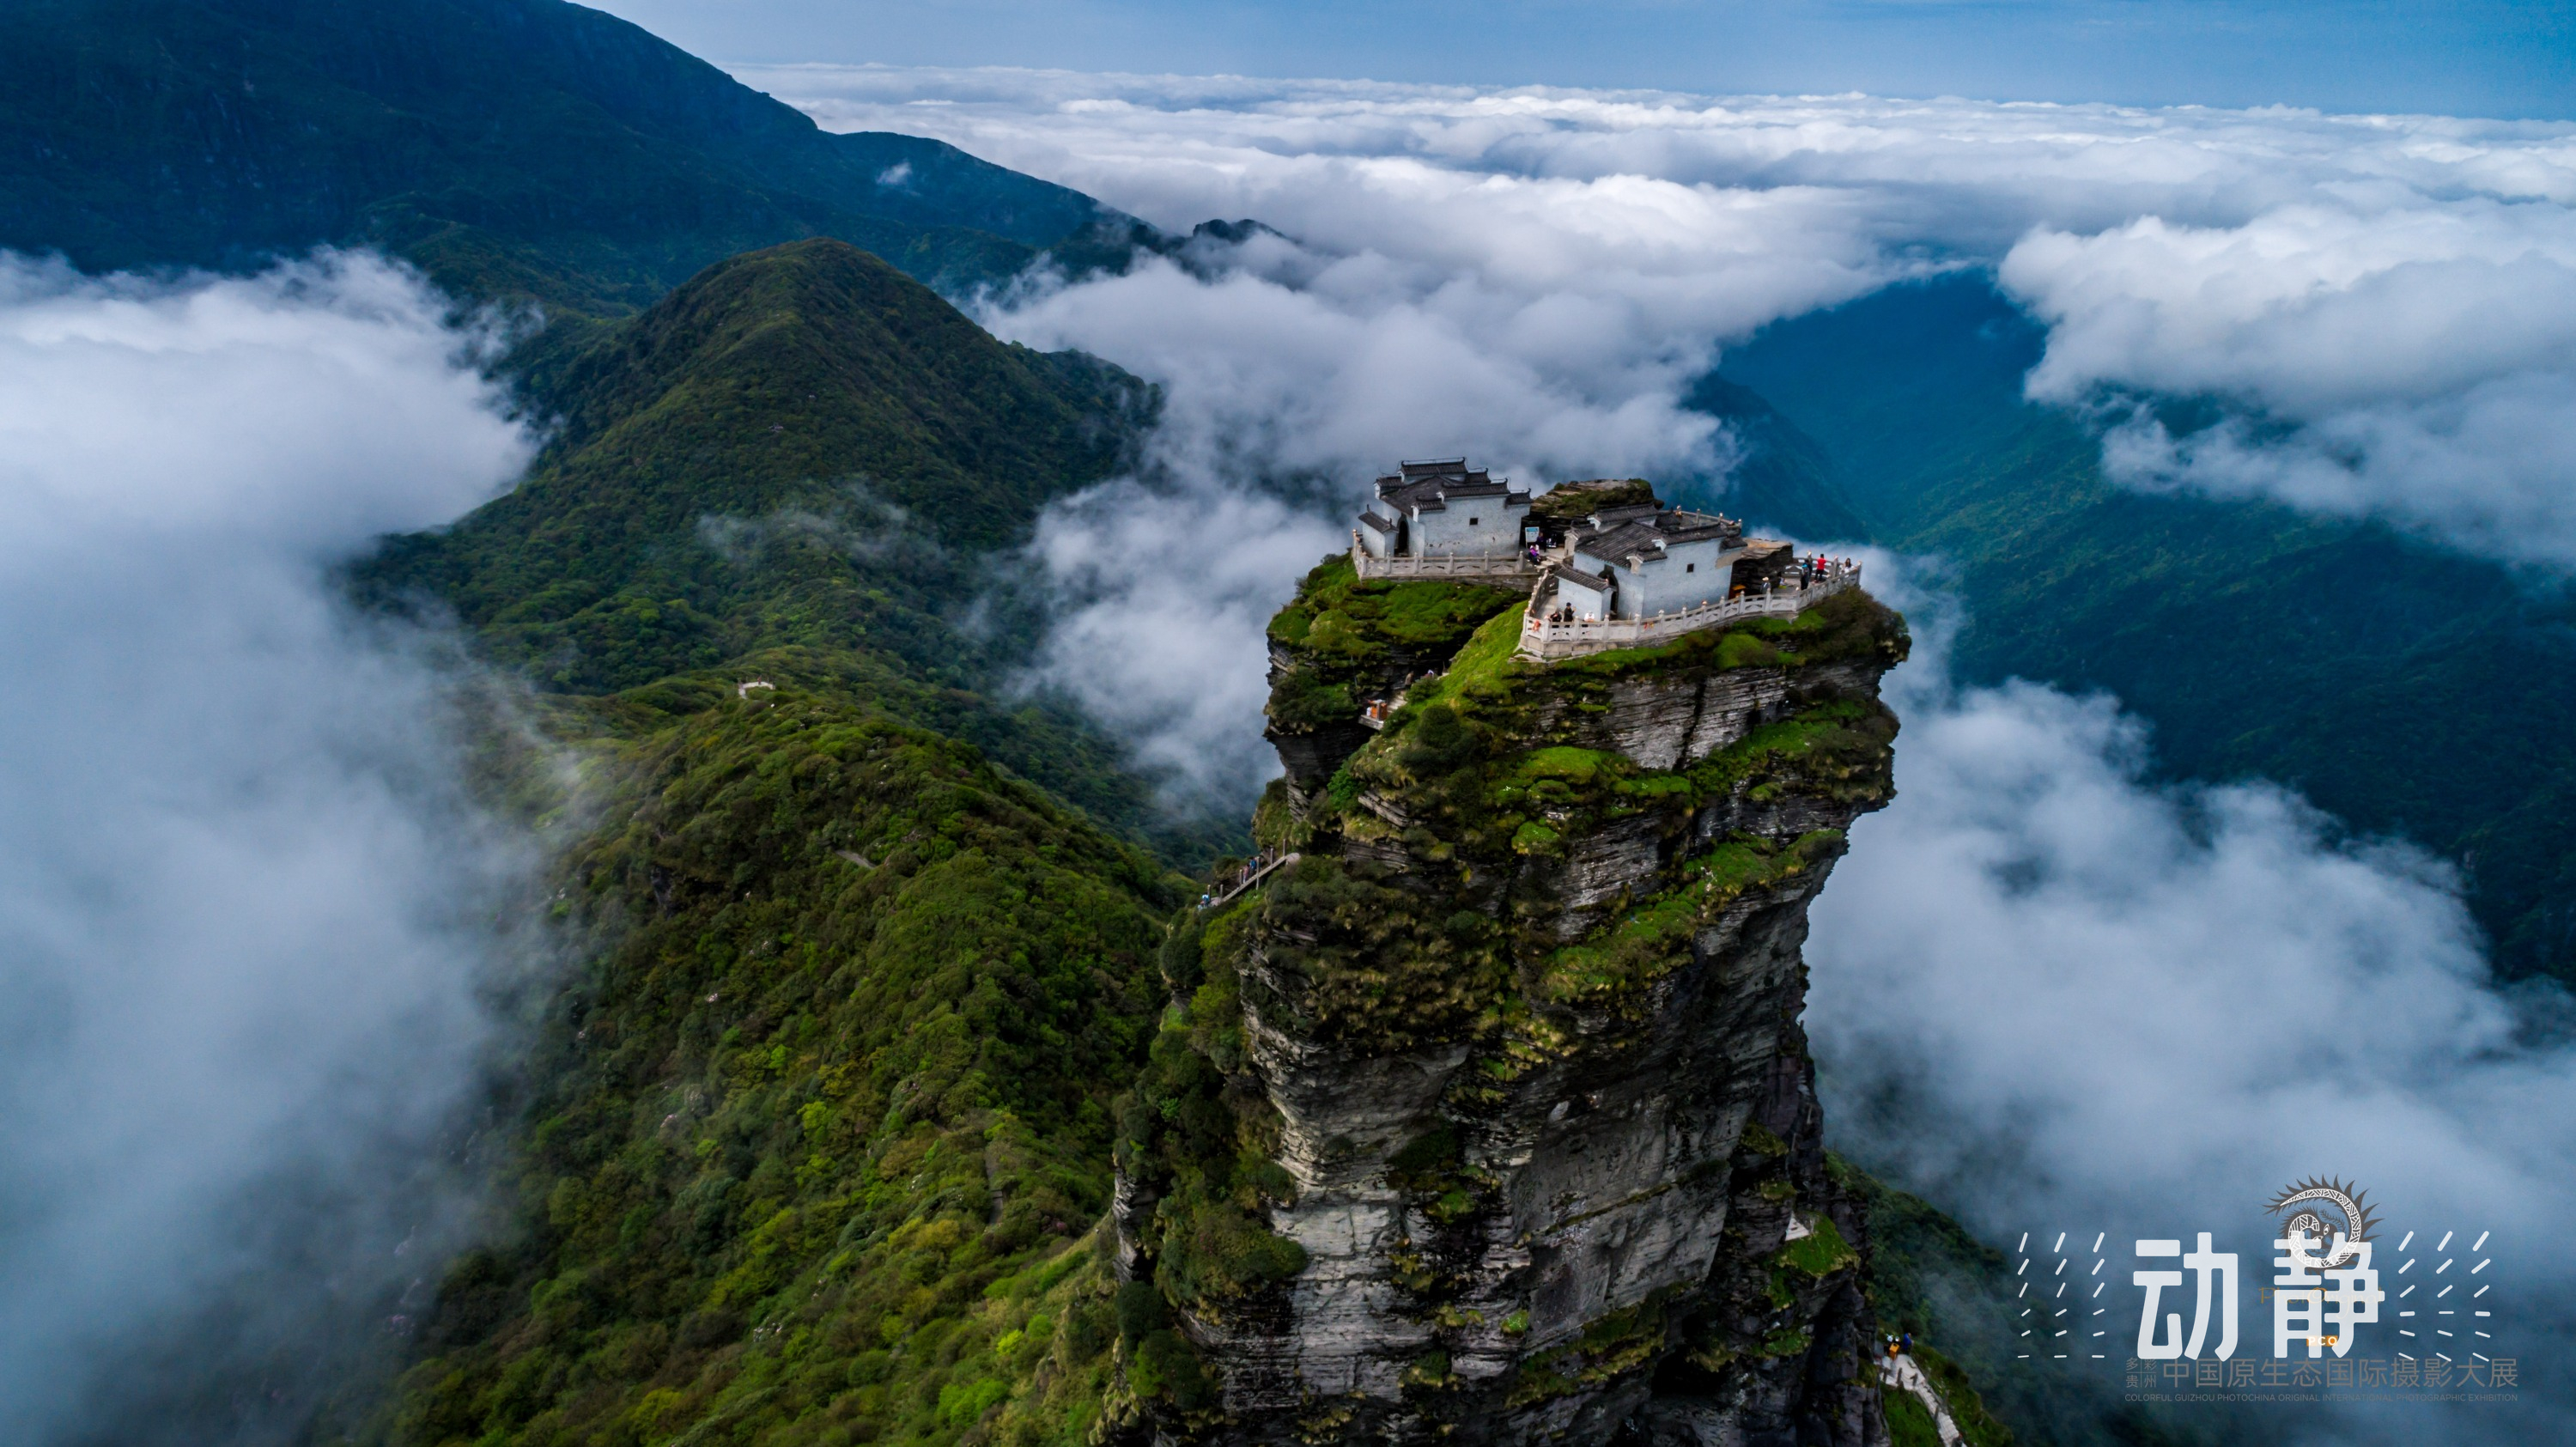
top-left (1518, 560), bottom-right (1862, 660)
top-left (1350, 531), bottom-right (1545, 585)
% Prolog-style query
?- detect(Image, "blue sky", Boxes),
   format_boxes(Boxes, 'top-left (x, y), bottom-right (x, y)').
top-left (588, 0), bottom-right (2576, 118)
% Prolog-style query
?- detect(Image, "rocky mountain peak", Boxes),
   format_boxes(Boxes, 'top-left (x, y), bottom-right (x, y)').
top-left (1112, 536), bottom-right (1911, 1444)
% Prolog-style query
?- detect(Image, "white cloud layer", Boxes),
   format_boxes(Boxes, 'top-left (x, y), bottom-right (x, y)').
top-left (2008, 203), bottom-right (2576, 561)
top-left (735, 66), bottom-right (2576, 788)
top-left (0, 253), bottom-right (538, 1440)
top-left (1808, 563), bottom-right (2576, 1439)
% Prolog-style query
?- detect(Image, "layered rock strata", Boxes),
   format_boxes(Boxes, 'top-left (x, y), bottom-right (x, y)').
top-left (1114, 556), bottom-right (1908, 1447)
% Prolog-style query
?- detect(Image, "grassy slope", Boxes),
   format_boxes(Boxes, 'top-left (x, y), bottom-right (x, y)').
top-left (1719, 274), bottom-right (2576, 982)
top-left (0, 0), bottom-right (1134, 309)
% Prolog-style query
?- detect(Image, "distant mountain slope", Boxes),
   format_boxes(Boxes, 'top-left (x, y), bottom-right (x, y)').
top-left (1679, 372), bottom-right (1871, 543)
top-left (0, 0), bottom-right (1142, 308)
top-left (1722, 275), bottom-right (2576, 982)
top-left (358, 237), bottom-right (1193, 842)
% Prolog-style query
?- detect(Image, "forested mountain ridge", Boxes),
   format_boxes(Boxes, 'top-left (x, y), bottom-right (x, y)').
top-left (0, 0), bottom-right (1148, 309)
top-left (391, 687), bottom-right (1184, 1447)
top-left (355, 247), bottom-right (1224, 1447)
top-left (355, 236), bottom-right (1206, 849)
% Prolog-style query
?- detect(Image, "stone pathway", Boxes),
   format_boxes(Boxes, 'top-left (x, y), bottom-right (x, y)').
top-left (1876, 1353), bottom-right (1965, 1446)
top-left (1204, 852), bottom-right (1297, 911)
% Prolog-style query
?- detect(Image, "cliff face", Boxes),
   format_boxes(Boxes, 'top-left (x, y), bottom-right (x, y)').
top-left (1114, 556), bottom-right (1910, 1445)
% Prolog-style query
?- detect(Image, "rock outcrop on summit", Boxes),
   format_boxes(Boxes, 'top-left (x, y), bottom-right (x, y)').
top-left (1110, 511), bottom-right (1911, 1445)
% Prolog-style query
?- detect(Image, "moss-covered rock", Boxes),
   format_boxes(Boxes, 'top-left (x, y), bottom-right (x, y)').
top-left (1261, 555), bottom-right (1528, 787)
top-left (1117, 533), bottom-right (1912, 1445)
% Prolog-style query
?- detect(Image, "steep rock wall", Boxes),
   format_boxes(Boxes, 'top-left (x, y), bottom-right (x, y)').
top-left (1115, 578), bottom-right (1908, 1447)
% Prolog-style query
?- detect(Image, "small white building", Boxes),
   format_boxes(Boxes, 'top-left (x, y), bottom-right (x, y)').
top-left (1356, 459), bottom-right (1533, 559)
top-left (1558, 507), bottom-right (1747, 620)
top-left (1551, 560), bottom-right (1614, 620)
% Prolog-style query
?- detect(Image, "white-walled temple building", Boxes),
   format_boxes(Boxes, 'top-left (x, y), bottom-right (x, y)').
top-left (1354, 459), bottom-right (1534, 560)
top-left (1344, 458), bottom-right (1862, 658)
top-left (1548, 504), bottom-right (1747, 621)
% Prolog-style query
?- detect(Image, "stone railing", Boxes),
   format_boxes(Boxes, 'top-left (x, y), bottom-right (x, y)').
top-left (1201, 852), bottom-right (1299, 912)
top-left (1517, 562), bottom-right (1862, 660)
top-left (1351, 532), bottom-right (1544, 583)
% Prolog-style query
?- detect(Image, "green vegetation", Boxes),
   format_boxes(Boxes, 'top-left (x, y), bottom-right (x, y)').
top-left (0, 0), bottom-right (1142, 312)
top-left (1505, 1295), bottom-right (1675, 1407)
top-left (1300, 590), bottom-right (1902, 927)
top-left (1261, 554), bottom-right (1527, 754)
top-left (1539, 832), bottom-right (1843, 1003)
top-left (1721, 272), bottom-right (2576, 983)
top-left (393, 684), bottom-right (1185, 1447)
top-left (361, 238), bottom-right (1145, 690)
top-left (1772, 1213), bottom-right (1860, 1280)
top-left (1245, 849), bottom-right (1516, 1051)
top-left (354, 237), bottom-right (1228, 857)
top-left (1114, 904), bottom-right (1307, 1341)
top-left (1883, 1388), bottom-right (1943, 1447)
top-left (1267, 556), bottom-right (1528, 659)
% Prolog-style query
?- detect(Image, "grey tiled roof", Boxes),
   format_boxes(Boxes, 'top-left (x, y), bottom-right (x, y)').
top-left (1570, 507), bottom-right (1746, 566)
top-left (1554, 565), bottom-right (1610, 593)
top-left (1373, 465), bottom-right (1521, 515)
top-left (1574, 521), bottom-right (1665, 564)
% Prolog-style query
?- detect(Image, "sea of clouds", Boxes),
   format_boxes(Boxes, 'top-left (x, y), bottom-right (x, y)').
top-left (748, 68), bottom-right (2576, 1438)
top-left (745, 66), bottom-right (2576, 786)
top-left (0, 253), bottom-right (538, 1440)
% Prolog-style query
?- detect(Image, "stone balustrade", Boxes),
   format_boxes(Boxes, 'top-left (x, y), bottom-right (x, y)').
top-left (1350, 532), bottom-right (1545, 583)
top-left (1517, 562), bottom-right (1862, 660)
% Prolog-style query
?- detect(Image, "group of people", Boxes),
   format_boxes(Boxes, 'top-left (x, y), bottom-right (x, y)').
top-left (1794, 553), bottom-right (1847, 586)
top-left (1198, 848), bottom-right (1285, 909)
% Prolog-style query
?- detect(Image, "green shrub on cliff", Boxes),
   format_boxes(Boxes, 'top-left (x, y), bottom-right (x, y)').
top-left (1538, 831), bottom-right (1844, 1003)
top-left (1246, 853), bottom-right (1515, 1050)
top-left (1113, 903), bottom-right (1307, 1348)
top-left (1267, 556), bottom-right (1527, 658)
top-left (1261, 556), bottom-right (1526, 739)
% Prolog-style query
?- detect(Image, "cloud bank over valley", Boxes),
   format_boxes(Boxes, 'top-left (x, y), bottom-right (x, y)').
top-left (743, 68), bottom-right (2576, 794)
top-left (1808, 565), bottom-right (2576, 1439)
top-left (768, 65), bottom-right (2576, 558)
top-left (0, 253), bottom-right (539, 1439)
